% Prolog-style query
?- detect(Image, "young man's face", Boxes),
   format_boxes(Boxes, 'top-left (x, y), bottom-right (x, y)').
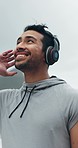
top-left (14, 30), bottom-right (45, 71)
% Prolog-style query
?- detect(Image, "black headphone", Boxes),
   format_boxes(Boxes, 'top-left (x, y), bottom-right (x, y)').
top-left (45, 37), bottom-right (60, 65)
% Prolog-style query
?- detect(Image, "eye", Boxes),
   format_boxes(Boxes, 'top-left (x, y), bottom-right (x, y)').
top-left (16, 39), bottom-right (22, 45)
top-left (17, 41), bottom-right (21, 45)
top-left (27, 39), bottom-right (34, 43)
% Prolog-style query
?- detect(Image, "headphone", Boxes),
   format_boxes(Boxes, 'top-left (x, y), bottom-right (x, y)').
top-left (45, 37), bottom-right (60, 65)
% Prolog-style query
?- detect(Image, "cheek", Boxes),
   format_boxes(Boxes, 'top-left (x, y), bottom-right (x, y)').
top-left (29, 44), bottom-right (45, 60)
top-left (35, 50), bottom-right (45, 62)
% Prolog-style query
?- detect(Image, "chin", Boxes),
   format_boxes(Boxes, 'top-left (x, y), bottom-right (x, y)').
top-left (15, 61), bottom-right (29, 71)
top-left (15, 63), bottom-right (24, 70)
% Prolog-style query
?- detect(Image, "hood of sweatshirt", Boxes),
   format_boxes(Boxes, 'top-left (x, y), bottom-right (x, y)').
top-left (9, 76), bottom-right (66, 118)
top-left (21, 76), bottom-right (66, 91)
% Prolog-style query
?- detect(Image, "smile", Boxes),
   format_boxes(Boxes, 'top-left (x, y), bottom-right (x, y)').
top-left (15, 50), bottom-right (31, 58)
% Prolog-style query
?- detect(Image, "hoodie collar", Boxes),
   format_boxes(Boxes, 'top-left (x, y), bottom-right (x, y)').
top-left (21, 76), bottom-right (66, 91)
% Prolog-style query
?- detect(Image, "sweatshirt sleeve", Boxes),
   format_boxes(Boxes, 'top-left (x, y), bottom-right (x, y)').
top-left (0, 89), bottom-right (15, 135)
top-left (67, 90), bottom-right (78, 131)
top-left (58, 84), bottom-right (78, 132)
top-left (0, 90), bottom-right (3, 136)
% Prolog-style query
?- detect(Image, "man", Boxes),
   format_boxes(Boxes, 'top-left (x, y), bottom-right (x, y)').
top-left (0, 24), bottom-right (78, 148)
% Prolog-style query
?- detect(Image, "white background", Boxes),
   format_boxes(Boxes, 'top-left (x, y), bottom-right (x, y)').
top-left (0, 0), bottom-right (78, 147)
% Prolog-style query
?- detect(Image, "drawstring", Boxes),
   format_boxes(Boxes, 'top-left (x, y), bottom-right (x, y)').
top-left (20, 86), bottom-right (36, 118)
top-left (9, 86), bottom-right (36, 118)
top-left (9, 86), bottom-right (28, 118)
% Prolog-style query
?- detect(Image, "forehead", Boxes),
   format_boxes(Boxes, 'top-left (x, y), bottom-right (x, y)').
top-left (20, 30), bottom-right (44, 40)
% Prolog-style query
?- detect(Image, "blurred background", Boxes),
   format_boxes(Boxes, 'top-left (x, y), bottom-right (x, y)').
top-left (0, 0), bottom-right (78, 147)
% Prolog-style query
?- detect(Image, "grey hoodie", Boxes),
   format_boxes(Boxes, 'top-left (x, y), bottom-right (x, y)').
top-left (0, 76), bottom-right (78, 148)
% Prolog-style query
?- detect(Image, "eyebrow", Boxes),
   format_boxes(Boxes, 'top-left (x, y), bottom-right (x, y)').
top-left (16, 35), bottom-right (37, 43)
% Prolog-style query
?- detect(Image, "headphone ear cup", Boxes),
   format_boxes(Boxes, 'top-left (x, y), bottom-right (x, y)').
top-left (46, 46), bottom-right (59, 65)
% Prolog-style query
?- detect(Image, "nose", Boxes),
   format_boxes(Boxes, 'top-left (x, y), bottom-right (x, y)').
top-left (17, 41), bottom-right (26, 50)
top-left (14, 42), bottom-right (26, 54)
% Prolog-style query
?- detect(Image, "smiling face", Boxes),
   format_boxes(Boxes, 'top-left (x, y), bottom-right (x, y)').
top-left (14, 30), bottom-right (46, 72)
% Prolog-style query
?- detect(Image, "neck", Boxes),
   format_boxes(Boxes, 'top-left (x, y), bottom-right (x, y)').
top-left (23, 68), bottom-right (50, 83)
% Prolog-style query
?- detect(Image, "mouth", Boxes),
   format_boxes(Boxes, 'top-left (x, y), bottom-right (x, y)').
top-left (14, 50), bottom-right (31, 58)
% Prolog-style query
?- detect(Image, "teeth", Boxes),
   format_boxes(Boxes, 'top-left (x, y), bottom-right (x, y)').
top-left (17, 55), bottom-right (25, 57)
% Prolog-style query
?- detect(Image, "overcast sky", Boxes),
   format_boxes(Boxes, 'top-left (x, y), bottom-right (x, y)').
top-left (0, 0), bottom-right (78, 88)
top-left (0, 0), bottom-right (78, 84)
top-left (0, 0), bottom-right (78, 146)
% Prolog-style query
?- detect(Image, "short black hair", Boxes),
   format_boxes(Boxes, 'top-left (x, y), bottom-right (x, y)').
top-left (24, 24), bottom-right (60, 52)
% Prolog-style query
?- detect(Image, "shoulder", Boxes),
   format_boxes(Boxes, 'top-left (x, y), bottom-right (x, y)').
top-left (0, 88), bottom-right (19, 97)
top-left (0, 88), bottom-right (20, 107)
top-left (55, 82), bottom-right (78, 101)
top-left (57, 83), bottom-right (78, 112)
top-left (57, 83), bottom-right (78, 131)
